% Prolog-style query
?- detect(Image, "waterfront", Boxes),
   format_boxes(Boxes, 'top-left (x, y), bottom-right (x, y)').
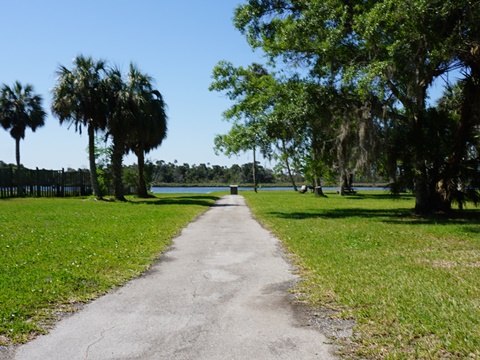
top-left (150, 186), bottom-right (387, 194)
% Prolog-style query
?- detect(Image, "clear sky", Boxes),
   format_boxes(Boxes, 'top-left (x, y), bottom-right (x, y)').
top-left (0, 0), bottom-right (266, 170)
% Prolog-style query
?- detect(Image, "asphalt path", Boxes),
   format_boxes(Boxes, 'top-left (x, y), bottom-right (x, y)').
top-left (9, 195), bottom-right (337, 360)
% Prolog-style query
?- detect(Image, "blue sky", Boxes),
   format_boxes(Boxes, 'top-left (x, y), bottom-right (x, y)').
top-left (0, 1), bottom-right (266, 170)
top-left (0, 1), bottom-right (456, 171)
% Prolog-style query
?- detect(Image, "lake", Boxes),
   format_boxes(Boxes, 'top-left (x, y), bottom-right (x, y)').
top-left (150, 186), bottom-right (387, 194)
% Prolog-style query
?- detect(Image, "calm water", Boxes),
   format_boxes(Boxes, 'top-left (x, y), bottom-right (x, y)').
top-left (150, 186), bottom-right (387, 194)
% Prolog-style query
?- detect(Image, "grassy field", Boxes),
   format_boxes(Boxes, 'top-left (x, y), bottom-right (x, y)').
top-left (0, 194), bottom-right (220, 345)
top-left (242, 190), bottom-right (480, 359)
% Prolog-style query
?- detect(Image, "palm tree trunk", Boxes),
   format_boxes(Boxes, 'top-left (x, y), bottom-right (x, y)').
top-left (111, 136), bottom-right (126, 201)
top-left (15, 137), bottom-right (23, 196)
top-left (87, 122), bottom-right (102, 199)
top-left (136, 147), bottom-right (149, 198)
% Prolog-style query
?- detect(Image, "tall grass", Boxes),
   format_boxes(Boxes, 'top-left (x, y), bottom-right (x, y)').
top-left (243, 190), bottom-right (480, 359)
top-left (0, 194), bottom-right (219, 344)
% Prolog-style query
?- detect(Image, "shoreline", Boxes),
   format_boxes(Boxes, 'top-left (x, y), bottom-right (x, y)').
top-left (151, 183), bottom-right (389, 188)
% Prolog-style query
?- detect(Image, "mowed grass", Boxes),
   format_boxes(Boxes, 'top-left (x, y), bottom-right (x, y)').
top-left (0, 194), bottom-right (219, 345)
top-left (242, 190), bottom-right (480, 359)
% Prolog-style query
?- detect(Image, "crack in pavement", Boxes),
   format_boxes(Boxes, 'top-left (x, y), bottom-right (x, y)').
top-left (84, 325), bottom-right (119, 360)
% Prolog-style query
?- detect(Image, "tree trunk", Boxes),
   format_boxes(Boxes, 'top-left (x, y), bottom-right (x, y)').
top-left (311, 131), bottom-right (325, 197)
top-left (383, 116), bottom-right (398, 186)
top-left (411, 85), bottom-right (436, 214)
top-left (252, 146), bottom-right (258, 193)
top-left (412, 110), bottom-right (434, 214)
top-left (314, 178), bottom-right (325, 196)
top-left (87, 122), bottom-right (102, 199)
top-left (111, 136), bottom-right (126, 201)
top-left (339, 172), bottom-right (346, 196)
top-left (281, 139), bottom-right (297, 191)
top-left (285, 158), bottom-right (298, 192)
top-left (137, 147), bottom-right (150, 198)
top-left (15, 137), bottom-right (23, 196)
top-left (414, 162), bottom-right (433, 214)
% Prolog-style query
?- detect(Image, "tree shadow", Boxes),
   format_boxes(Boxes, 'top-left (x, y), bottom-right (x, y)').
top-left (267, 207), bottom-right (480, 226)
top-left (129, 194), bottom-right (221, 207)
top-left (212, 203), bottom-right (238, 207)
top-left (339, 192), bottom-right (414, 201)
top-left (269, 208), bottom-right (409, 220)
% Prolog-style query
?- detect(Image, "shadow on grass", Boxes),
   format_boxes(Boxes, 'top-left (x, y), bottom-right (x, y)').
top-left (130, 195), bottom-right (221, 207)
top-left (335, 192), bottom-right (414, 201)
top-left (268, 207), bottom-right (480, 226)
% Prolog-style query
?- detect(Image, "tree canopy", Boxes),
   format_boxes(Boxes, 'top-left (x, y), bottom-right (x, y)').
top-left (52, 56), bottom-right (168, 200)
top-left (0, 81), bottom-right (46, 195)
top-left (211, 0), bottom-right (480, 213)
top-left (52, 55), bottom-right (109, 199)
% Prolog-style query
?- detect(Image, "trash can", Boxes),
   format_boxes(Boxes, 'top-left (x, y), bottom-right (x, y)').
top-left (230, 185), bottom-right (238, 195)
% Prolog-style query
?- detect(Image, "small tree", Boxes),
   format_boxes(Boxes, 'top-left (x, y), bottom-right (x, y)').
top-left (0, 81), bottom-right (46, 195)
top-left (124, 64), bottom-right (168, 198)
top-left (210, 61), bottom-right (277, 192)
top-left (214, 122), bottom-right (264, 191)
top-left (52, 55), bottom-right (108, 200)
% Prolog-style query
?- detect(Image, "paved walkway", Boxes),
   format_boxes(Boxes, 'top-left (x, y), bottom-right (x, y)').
top-left (8, 195), bottom-right (337, 359)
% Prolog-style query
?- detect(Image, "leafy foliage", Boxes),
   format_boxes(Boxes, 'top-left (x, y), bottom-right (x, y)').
top-left (149, 160), bottom-right (277, 185)
top-left (224, 0), bottom-right (480, 213)
top-left (104, 64), bottom-right (168, 200)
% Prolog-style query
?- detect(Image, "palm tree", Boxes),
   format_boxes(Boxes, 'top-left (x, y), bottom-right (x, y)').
top-left (104, 67), bottom-right (129, 201)
top-left (125, 64), bottom-right (168, 198)
top-left (0, 81), bottom-right (46, 196)
top-left (51, 55), bottom-right (108, 199)
top-left (100, 64), bottom-right (167, 201)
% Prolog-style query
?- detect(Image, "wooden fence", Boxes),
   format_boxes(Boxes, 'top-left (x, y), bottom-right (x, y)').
top-left (0, 167), bottom-right (92, 198)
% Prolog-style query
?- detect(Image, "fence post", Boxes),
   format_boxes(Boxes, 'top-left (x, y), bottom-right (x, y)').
top-left (79, 168), bottom-right (83, 196)
top-left (36, 167), bottom-right (40, 197)
top-left (9, 165), bottom-right (14, 197)
top-left (0, 167), bottom-right (95, 198)
top-left (61, 168), bottom-right (65, 197)
top-left (28, 169), bottom-right (32, 196)
top-left (0, 169), bottom-right (4, 198)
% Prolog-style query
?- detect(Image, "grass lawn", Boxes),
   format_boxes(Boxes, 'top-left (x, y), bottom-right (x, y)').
top-left (0, 194), bottom-right (220, 345)
top-left (243, 190), bottom-right (480, 359)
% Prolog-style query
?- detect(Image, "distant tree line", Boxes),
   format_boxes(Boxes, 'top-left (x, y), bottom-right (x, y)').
top-left (1, 153), bottom-right (385, 195)
top-left (147, 161), bottom-right (278, 185)
top-left (123, 160), bottom-right (380, 188)
top-left (0, 159), bottom-right (294, 192)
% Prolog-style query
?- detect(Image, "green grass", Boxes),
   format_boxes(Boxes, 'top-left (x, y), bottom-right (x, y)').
top-left (242, 190), bottom-right (480, 359)
top-left (0, 194), bottom-right (219, 345)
